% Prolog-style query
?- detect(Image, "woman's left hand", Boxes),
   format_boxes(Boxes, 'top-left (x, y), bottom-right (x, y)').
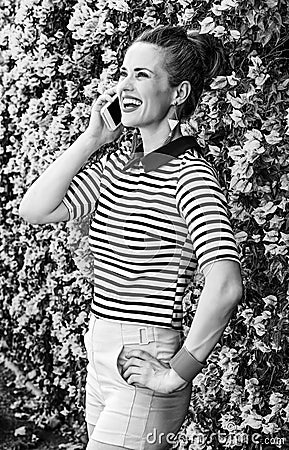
top-left (120, 349), bottom-right (189, 394)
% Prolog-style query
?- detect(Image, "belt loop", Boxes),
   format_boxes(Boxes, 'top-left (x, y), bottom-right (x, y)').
top-left (139, 327), bottom-right (155, 344)
top-left (139, 327), bottom-right (149, 345)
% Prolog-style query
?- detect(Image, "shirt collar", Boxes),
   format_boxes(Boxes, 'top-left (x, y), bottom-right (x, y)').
top-left (123, 136), bottom-right (202, 173)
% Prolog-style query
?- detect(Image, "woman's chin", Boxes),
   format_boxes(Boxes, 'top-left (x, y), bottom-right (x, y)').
top-left (121, 118), bottom-right (141, 128)
top-left (121, 112), bottom-right (144, 128)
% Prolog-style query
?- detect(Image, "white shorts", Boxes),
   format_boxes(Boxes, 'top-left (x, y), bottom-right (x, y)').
top-left (84, 314), bottom-right (192, 449)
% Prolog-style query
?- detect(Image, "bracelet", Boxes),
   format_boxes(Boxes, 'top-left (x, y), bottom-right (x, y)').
top-left (169, 345), bottom-right (206, 382)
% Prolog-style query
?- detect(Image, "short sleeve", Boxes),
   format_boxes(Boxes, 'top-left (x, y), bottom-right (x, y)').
top-left (176, 158), bottom-right (240, 273)
top-left (62, 153), bottom-right (108, 220)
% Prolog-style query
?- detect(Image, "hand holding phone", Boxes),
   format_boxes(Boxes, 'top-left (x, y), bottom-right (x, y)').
top-left (85, 89), bottom-right (123, 146)
top-left (100, 94), bottom-right (122, 131)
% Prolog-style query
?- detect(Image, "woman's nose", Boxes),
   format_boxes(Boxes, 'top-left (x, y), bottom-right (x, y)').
top-left (118, 74), bottom-right (134, 92)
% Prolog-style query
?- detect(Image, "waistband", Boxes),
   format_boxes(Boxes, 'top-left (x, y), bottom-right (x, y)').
top-left (89, 314), bottom-right (182, 345)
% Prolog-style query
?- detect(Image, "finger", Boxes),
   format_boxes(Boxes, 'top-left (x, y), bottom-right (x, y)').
top-left (122, 365), bottom-right (142, 380)
top-left (104, 88), bottom-right (116, 97)
top-left (126, 374), bottom-right (142, 386)
top-left (105, 86), bottom-right (118, 96)
top-left (125, 349), bottom-right (154, 361)
top-left (100, 93), bottom-right (114, 103)
top-left (92, 94), bottom-right (111, 105)
top-left (122, 356), bottom-right (144, 371)
top-left (92, 93), bottom-right (116, 112)
top-left (98, 87), bottom-right (118, 104)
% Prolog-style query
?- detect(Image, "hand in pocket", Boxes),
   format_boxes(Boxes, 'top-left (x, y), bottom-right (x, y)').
top-left (119, 348), bottom-right (187, 394)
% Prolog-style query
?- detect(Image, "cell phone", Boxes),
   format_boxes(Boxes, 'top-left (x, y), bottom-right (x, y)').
top-left (100, 94), bottom-right (122, 131)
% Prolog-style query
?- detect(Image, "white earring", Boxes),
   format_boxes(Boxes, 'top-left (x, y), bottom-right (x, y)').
top-left (168, 103), bottom-right (179, 132)
top-left (131, 128), bottom-right (139, 154)
top-left (163, 103), bottom-right (180, 146)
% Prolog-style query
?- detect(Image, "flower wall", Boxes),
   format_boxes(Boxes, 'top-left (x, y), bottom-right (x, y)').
top-left (0, 0), bottom-right (288, 447)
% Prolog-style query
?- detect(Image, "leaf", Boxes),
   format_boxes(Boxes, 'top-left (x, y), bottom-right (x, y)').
top-left (198, 17), bottom-right (215, 34)
top-left (252, 339), bottom-right (270, 353)
top-left (229, 29), bottom-right (241, 40)
top-left (243, 139), bottom-right (261, 151)
top-left (213, 25), bottom-right (226, 37)
top-left (230, 108), bottom-right (244, 126)
top-left (227, 72), bottom-right (240, 86)
top-left (263, 298), bottom-right (278, 312)
top-left (223, 0), bottom-right (238, 7)
top-left (208, 145), bottom-right (221, 156)
top-left (255, 74), bottom-right (270, 87)
top-left (210, 76), bottom-right (227, 89)
top-left (15, 426), bottom-right (27, 436)
top-left (263, 230), bottom-right (279, 243)
top-left (228, 145), bottom-right (243, 160)
top-left (263, 201), bottom-right (277, 214)
top-left (227, 93), bottom-right (243, 108)
top-left (235, 231), bottom-right (248, 243)
top-left (265, 130), bottom-right (282, 144)
top-left (211, 0), bottom-right (238, 14)
top-left (280, 233), bottom-right (289, 244)
top-left (183, 8), bottom-right (195, 20)
top-left (266, 0), bottom-right (278, 7)
top-left (252, 203), bottom-right (278, 225)
top-left (27, 369), bottom-right (37, 380)
top-left (245, 129), bottom-right (263, 141)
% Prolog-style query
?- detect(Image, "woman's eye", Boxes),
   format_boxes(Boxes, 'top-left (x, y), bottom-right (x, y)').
top-left (119, 70), bottom-right (149, 79)
top-left (136, 72), bottom-right (149, 78)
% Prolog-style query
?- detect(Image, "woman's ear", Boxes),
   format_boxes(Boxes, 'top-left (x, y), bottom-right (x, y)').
top-left (174, 80), bottom-right (191, 106)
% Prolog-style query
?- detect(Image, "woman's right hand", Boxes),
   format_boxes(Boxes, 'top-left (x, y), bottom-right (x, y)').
top-left (85, 87), bottom-right (123, 147)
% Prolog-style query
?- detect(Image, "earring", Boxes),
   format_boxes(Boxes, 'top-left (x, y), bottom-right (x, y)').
top-left (163, 102), bottom-right (179, 145)
top-left (131, 128), bottom-right (139, 154)
top-left (168, 102), bottom-right (179, 134)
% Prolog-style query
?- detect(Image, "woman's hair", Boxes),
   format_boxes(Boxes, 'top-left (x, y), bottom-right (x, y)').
top-left (134, 25), bottom-right (226, 119)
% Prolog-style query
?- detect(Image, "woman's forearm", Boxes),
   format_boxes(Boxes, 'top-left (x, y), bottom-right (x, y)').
top-left (183, 288), bottom-right (238, 363)
top-left (19, 131), bottom-right (103, 223)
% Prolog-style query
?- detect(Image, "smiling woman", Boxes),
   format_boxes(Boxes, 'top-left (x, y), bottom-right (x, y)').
top-left (117, 42), bottom-right (172, 134)
top-left (117, 42), bottom-right (184, 141)
top-left (19, 25), bottom-right (243, 450)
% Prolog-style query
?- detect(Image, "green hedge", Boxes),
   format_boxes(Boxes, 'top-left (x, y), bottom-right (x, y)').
top-left (1, 0), bottom-right (288, 447)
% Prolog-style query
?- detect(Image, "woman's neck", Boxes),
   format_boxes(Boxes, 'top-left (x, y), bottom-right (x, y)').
top-left (139, 125), bottom-right (182, 156)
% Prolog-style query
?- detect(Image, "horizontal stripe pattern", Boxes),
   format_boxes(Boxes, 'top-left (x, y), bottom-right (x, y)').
top-left (62, 154), bottom-right (108, 217)
top-left (176, 156), bottom-right (240, 273)
top-left (63, 145), bottom-right (240, 329)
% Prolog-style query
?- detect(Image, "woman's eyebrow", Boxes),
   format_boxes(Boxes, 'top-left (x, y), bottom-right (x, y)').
top-left (120, 66), bottom-right (154, 74)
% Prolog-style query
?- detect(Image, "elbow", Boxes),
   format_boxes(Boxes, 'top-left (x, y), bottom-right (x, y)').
top-left (206, 278), bottom-right (243, 313)
top-left (18, 201), bottom-right (42, 225)
top-left (205, 262), bottom-right (243, 311)
top-left (226, 281), bottom-right (243, 309)
top-left (207, 283), bottom-right (243, 320)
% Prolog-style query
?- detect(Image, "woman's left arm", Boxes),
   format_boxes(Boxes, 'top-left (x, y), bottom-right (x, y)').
top-left (180, 259), bottom-right (243, 363)
top-left (167, 258), bottom-right (243, 390)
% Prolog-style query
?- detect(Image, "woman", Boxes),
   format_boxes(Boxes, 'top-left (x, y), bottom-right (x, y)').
top-left (19, 26), bottom-right (243, 450)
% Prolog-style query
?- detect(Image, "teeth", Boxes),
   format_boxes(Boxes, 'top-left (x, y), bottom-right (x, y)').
top-left (123, 98), bottom-right (142, 107)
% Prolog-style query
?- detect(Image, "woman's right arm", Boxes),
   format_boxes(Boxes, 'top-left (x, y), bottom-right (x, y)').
top-left (19, 132), bottom-right (103, 224)
top-left (19, 88), bottom-right (122, 224)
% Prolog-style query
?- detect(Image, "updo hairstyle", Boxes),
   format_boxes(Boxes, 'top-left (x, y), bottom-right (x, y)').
top-left (134, 25), bottom-right (226, 119)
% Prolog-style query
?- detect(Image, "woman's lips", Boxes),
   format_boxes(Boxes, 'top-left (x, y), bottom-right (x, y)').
top-left (121, 96), bottom-right (142, 113)
top-left (122, 104), bottom-right (141, 113)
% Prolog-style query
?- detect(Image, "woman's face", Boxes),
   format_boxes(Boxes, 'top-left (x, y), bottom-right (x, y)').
top-left (116, 42), bottom-right (175, 130)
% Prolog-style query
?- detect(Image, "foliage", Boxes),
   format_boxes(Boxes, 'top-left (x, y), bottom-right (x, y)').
top-left (0, 0), bottom-right (288, 447)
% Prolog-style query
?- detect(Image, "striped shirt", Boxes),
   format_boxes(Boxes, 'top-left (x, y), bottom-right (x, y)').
top-left (63, 136), bottom-right (240, 330)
